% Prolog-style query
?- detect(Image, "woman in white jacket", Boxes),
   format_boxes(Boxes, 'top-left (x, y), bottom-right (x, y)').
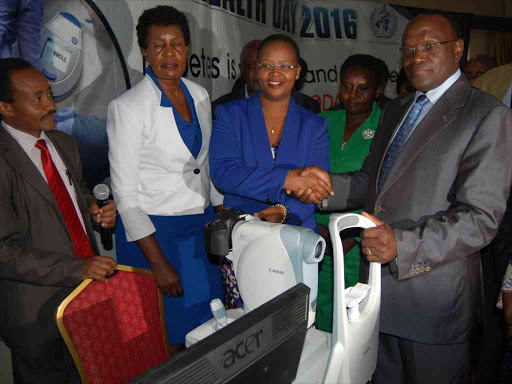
top-left (107, 5), bottom-right (223, 353)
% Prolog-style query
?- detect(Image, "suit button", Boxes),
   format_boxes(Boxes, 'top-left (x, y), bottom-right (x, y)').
top-left (425, 266), bottom-right (432, 272)
top-left (409, 268), bottom-right (415, 275)
top-left (194, 168), bottom-right (200, 174)
top-left (420, 267), bottom-right (425, 273)
top-left (374, 205), bottom-right (382, 213)
top-left (414, 267), bottom-right (420, 274)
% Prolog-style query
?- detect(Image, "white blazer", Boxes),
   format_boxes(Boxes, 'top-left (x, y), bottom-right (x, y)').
top-left (107, 75), bottom-right (223, 242)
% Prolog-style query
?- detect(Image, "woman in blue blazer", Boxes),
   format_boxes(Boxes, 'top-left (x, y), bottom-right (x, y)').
top-left (210, 34), bottom-right (330, 306)
top-left (211, 34), bottom-right (329, 230)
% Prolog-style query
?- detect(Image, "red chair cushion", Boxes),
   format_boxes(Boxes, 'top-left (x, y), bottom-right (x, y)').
top-left (62, 270), bottom-right (168, 383)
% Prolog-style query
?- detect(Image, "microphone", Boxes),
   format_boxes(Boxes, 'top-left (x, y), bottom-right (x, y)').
top-left (93, 184), bottom-right (113, 250)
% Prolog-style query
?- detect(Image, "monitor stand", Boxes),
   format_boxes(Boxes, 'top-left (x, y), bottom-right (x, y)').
top-left (294, 328), bottom-right (332, 384)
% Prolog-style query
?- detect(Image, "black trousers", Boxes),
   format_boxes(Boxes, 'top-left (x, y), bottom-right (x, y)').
top-left (373, 333), bottom-right (471, 384)
top-left (9, 338), bottom-right (80, 384)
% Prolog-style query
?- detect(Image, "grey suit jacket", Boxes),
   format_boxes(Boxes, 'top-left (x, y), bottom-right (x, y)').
top-left (323, 76), bottom-right (512, 344)
top-left (0, 128), bottom-right (99, 347)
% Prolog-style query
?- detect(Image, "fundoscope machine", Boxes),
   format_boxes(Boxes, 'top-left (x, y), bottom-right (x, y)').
top-left (186, 210), bottom-right (381, 384)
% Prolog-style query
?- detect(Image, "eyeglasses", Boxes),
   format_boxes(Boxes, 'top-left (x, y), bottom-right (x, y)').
top-left (400, 39), bottom-right (459, 57)
top-left (256, 63), bottom-right (301, 71)
top-left (242, 62), bottom-right (257, 69)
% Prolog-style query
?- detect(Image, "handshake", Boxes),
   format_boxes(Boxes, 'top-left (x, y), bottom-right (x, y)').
top-left (284, 166), bottom-right (333, 204)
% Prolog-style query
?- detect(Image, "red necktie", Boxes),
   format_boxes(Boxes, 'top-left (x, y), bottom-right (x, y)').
top-left (35, 139), bottom-right (94, 258)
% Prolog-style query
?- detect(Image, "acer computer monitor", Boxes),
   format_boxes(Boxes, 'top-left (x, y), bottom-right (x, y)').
top-left (130, 283), bottom-right (310, 384)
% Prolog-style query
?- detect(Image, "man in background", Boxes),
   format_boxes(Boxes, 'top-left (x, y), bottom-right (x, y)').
top-left (462, 54), bottom-right (497, 83)
top-left (473, 62), bottom-right (512, 107)
top-left (211, 39), bottom-right (261, 118)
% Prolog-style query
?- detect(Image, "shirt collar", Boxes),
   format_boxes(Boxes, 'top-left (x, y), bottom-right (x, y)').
top-left (2, 120), bottom-right (48, 152)
top-left (146, 66), bottom-right (182, 108)
top-left (416, 69), bottom-right (461, 104)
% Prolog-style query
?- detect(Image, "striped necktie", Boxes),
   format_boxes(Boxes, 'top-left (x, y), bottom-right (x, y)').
top-left (378, 95), bottom-right (429, 192)
top-left (35, 139), bottom-right (94, 258)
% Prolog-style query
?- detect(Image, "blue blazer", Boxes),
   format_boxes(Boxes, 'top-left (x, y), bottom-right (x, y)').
top-left (210, 93), bottom-right (329, 231)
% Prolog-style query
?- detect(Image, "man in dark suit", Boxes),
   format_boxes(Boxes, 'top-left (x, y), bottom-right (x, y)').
top-left (0, 58), bottom-right (117, 383)
top-left (211, 39), bottom-right (261, 118)
top-left (296, 12), bottom-right (512, 383)
top-left (212, 39), bottom-right (320, 118)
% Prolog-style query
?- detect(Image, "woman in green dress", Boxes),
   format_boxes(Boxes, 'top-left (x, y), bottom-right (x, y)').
top-left (316, 54), bottom-right (383, 333)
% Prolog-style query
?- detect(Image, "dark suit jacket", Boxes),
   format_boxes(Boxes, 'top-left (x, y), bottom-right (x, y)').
top-left (211, 79), bottom-right (321, 119)
top-left (0, 128), bottom-right (99, 347)
top-left (210, 93), bottom-right (329, 231)
top-left (323, 75), bottom-right (512, 344)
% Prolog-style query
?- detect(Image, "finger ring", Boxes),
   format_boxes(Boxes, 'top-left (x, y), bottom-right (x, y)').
top-left (367, 248), bottom-right (372, 255)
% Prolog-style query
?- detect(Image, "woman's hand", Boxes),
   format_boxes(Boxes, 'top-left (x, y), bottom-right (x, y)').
top-left (136, 235), bottom-right (183, 297)
top-left (254, 206), bottom-right (285, 223)
top-left (151, 260), bottom-right (183, 298)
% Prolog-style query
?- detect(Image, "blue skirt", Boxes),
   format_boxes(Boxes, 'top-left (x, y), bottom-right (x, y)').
top-left (115, 205), bottom-right (223, 345)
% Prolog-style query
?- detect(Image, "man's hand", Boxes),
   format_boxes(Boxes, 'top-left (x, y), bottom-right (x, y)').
top-left (284, 166), bottom-right (333, 204)
top-left (89, 200), bottom-right (116, 228)
top-left (254, 206), bottom-right (285, 223)
top-left (360, 212), bottom-right (397, 264)
top-left (82, 256), bottom-right (117, 282)
top-left (214, 204), bottom-right (224, 213)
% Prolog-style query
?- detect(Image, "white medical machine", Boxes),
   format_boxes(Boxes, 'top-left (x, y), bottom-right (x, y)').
top-left (40, 12), bottom-right (84, 100)
top-left (187, 212), bottom-right (381, 384)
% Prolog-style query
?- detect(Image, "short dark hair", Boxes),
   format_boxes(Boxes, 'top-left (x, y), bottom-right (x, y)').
top-left (339, 54), bottom-right (380, 85)
top-left (414, 11), bottom-right (461, 39)
top-left (136, 5), bottom-right (191, 49)
top-left (0, 58), bottom-right (35, 104)
top-left (258, 34), bottom-right (300, 63)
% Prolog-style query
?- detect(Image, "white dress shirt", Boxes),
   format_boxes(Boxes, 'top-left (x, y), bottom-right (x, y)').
top-left (391, 69), bottom-right (461, 143)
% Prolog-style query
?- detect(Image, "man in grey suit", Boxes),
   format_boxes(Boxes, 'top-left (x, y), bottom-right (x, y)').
top-left (297, 12), bottom-right (512, 383)
top-left (0, 58), bottom-right (117, 383)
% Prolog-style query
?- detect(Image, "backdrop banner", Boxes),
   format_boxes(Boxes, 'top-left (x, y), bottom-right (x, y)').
top-left (2, 0), bottom-right (408, 186)
top-left (39, 0), bottom-right (408, 113)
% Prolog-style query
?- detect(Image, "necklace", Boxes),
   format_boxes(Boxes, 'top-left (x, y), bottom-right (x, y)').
top-left (262, 107), bottom-right (287, 135)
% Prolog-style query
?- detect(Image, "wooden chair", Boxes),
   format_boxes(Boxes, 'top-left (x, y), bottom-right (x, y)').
top-left (56, 265), bottom-right (169, 384)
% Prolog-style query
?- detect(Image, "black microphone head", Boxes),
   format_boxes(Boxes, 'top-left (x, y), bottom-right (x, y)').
top-left (93, 184), bottom-right (110, 201)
